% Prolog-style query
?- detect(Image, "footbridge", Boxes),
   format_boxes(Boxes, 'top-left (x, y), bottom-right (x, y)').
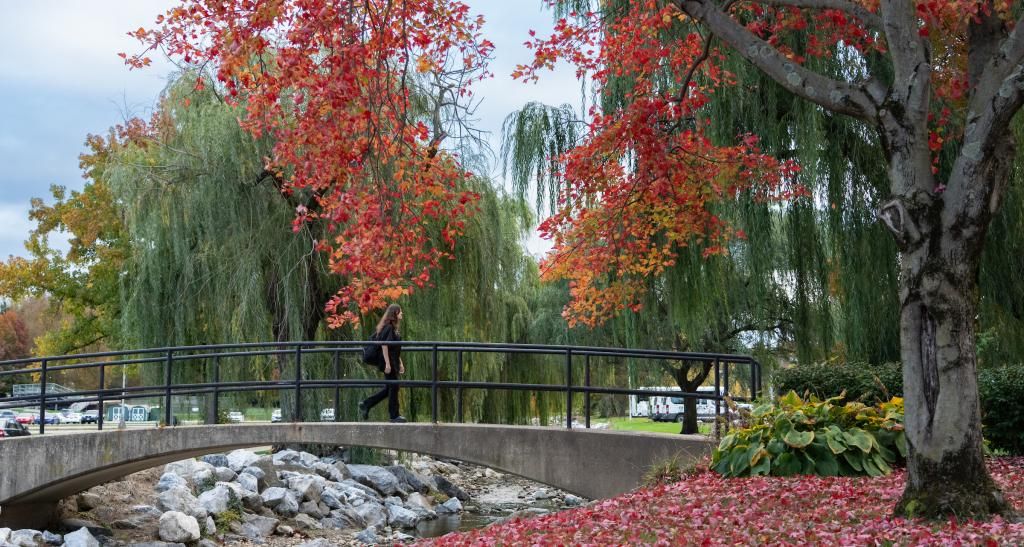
top-left (0, 341), bottom-right (760, 528)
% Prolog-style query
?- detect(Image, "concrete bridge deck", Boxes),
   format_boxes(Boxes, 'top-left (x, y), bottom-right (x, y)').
top-left (0, 423), bottom-right (713, 528)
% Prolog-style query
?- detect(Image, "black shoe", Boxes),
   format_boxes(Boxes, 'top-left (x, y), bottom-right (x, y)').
top-left (358, 401), bottom-right (369, 420)
top-left (389, 415), bottom-right (407, 423)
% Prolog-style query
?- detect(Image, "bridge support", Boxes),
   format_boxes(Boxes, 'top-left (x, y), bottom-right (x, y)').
top-left (0, 424), bottom-right (713, 529)
top-left (0, 501), bottom-right (61, 530)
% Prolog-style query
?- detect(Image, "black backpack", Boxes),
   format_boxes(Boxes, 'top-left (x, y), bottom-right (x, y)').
top-left (362, 331), bottom-right (382, 365)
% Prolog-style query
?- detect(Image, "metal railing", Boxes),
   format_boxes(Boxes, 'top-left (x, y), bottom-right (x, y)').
top-left (0, 341), bottom-right (761, 435)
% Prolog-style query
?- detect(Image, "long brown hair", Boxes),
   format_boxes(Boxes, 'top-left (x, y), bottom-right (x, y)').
top-left (374, 304), bottom-right (402, 335)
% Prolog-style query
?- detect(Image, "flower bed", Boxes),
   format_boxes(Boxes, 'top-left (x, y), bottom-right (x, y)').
top-left (421, 458), bottom-right (1024, 545)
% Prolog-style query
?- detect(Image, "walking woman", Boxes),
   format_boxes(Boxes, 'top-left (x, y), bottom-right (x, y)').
top-left (358, 304), bottom-right (407, 423)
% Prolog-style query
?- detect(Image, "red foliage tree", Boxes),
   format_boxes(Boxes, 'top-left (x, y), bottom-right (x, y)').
top-left (0, 309), bottom-right (30, 362)
top-left (128, 0), bottom-right (493, 326)
top-left (521, 0), bottom-right (1022, 519)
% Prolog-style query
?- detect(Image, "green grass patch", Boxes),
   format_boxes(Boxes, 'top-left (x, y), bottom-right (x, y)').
top-left (606, 416), bottom-right (713, 435)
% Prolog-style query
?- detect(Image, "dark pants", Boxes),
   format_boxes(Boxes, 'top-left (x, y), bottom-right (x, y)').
top-left (363, 366), bottom-right (400, 419)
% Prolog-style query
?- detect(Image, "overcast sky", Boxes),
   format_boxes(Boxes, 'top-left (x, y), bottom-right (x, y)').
top-left (0, 1), bottom-right (577, 260)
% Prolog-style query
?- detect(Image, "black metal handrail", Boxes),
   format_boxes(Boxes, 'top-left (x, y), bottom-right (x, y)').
top-left (0, 341), bottom-right (761, 435)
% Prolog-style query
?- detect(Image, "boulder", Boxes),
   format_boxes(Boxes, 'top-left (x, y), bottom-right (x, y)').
top-left (338, 480), bottom-right (382, 502)
top-left (352, 502), bottom-right (387, 529)
top-left (298, 500), bottom-right (325, 519)
top-left (154, 473), bottom-right (189, 494)
top-left (271, 449), bottom-right (301, 466)
top-left (0, 528), bottom-right (9, 544)
top-left (436, 497), bottom-right (463, 514)
top-left (275, 524), bottom-right (294, 536)
top-left (404, 492), bottom-right (434, 512)
top-left (61, 528), bottom-right (99, 547)
top-left (57, 519), bottom-right (111, 538)
top-left (320, 488), bottom-right (345, 510)
top-left (325, 506), bottom-right (365, 530)
top-left (347, 465), bottom-right (400, 496)
top-left (235, 514), bottom-right (278, 539)
top-left (286, 473), bottom-right (326, 502)
top-left (216, 480), bottom-right (262, 512)
top-left (250, 457), bottom-right (284, 489)
top-left (353, 526), bottom-right (380, 545)
top-left (200, 454), bottom-right (229, 468)
top-left (297, 451), bottom-right (320, 468)
top-left (157, 512), bottom-right (200, 543)
top-left (386, 466), bottom-right (429, 494)
top-left (163, 459), bottom-right (200, 478)
top-left (225, 449), bottom-right (260, 472)
top-left (9, 529), bottom-right (43, 547)
top-left (196, 484), bottom-right (236, 515)
top-left (564, 494), bottom-right (584, 506)
top-left (262, 488), bottom-right (299, 517)
top-left (191, 468), bottom-right (215, 491)
top-left (292, 513), bottom-right (322, 532)
top-left (75, 492), bottom-right (103, 512)
top-left (431, 475), bottom-right (470, 501)
top-left (156, 487), bottom-right (201, 518)
top-left (41, 531), bottom-right (62, 545)
top-left (129, 505), bottom-right (162, 517)
top-left (313, 461), bottom-right (346, 483)
top-left (385, 503), bottom-right (422, 529)
top-left (297, 539), bottom-right (335, 547)
top-left (391, 532), bottom-right (416, 543)
top-left (214, 466), bottom-right (237, 482)
top-left (237, 472), bottom-right (259, 494)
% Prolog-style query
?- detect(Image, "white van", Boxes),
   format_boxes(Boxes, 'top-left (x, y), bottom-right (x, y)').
top-left (651, 386), bottom-right (723, 422)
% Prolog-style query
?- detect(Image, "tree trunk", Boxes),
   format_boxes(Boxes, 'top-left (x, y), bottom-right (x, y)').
top-left (672, 361), bottom-right (712, 435)
top-left (680, 396), bottom-right (699, 434)
top-left (892, 220), bottom-right (1010, 519)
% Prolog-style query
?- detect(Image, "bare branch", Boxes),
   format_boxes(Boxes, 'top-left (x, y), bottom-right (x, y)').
top-left (758, 0), bottom-right (882, 31)
top-left (678, 0), bottom-right (878, 121)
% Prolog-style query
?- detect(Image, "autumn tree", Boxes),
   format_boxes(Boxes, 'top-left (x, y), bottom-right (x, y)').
top-left (129, 0), bottom-right (494, 326)
top-left (0, 131), bottom-right (131, 355)
top-left (518, 0), bottom-right (1022, 519)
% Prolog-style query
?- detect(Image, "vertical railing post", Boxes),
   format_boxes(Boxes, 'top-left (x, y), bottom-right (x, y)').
top-left (39, 358), bottom-right (48, 435)
top-left (584, 354), bottom-right (591, 429)
top-left (713, 357), bottom-right (721, 439)
top-left (164, 351), bottom-right (173, 426)
top-left (97, 363), bottom-right (106, 431)
top-left (294, 346), bottom-right (303, 422)
top-left (565, 349), bottom-right (573, 429)
top-left (456, 351), bottom-right (464, 423)
top-left (212, 356), bottom-right (221, 423)
top-left (723, 359), bottom-right (731, 432)
top-left (431, 345), bottom-right (439, 424)
top-left (333, 350), bottom-right (341, 422)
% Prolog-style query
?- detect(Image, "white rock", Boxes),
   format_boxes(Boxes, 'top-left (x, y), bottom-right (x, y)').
top-left (9, 529), bottom-right (43, 547)
top-left (347, 465), bottom-right (399, 496)
top-left (60, 528), bottom-right (98, 547)
top-left (564, 494), bottom-right (584, 506)
top-left (385, 503), bottom-right (422, 529)
top-left (286, 473), bottom-right (326, 502)
top-left (214, 466), bottom-right (237, 482)
top-left (237, 473), bottom-right (259, 494)
top-left (353, 502), bottom-right (387, 529)
top-left (405, 492), bottom-right (433, 512)
top-left (437, 497), bottom-right (463, 514)
top-left (292, 513), bottom-right (322, 531)
top-left (158, 511), bottom-right (200, 543)
top-left (196, 484), bottom-right (235, 515)
top-left (156, 486), bottom-right (207, 520)
top-left (0, 528), bottom-right (10, 545)
top-left (271, 450), bottom-right (301, 466)
top-left (225, 449), bottom-right (260, 471)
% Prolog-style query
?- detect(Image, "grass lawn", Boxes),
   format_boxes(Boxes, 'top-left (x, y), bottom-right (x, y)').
top-left (607, 416), bottom-right (713, 435)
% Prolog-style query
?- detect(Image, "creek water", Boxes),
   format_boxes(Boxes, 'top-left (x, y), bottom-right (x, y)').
top-left (413, 483), bottom-right (569, 538)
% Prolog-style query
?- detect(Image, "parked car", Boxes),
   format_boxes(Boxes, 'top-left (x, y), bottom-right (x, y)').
top-left (34, 411), bottom-right (60, 425)
top-left (0, 410), bottom-right (17, 420)
top-left (271, 409), bottom-right (282, 423)
top-left (58, 410), bottom-right (83, 424)
top-left (0, 418), bottom-right (30, 438)
top-left (80, 410), bottom-right (100, 424)
top-left (15, 413), bottom-right (35, 425)
top-left (226, 411), bottom-right (245, 423)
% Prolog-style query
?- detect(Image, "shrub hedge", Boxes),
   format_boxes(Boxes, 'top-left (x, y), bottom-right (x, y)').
top-left (773, 361), bottom-right (902, 405)
top-left (775, 361), bottom-right (1024, 455)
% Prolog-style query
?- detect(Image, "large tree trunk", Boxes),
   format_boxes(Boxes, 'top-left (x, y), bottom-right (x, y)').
top-left (894, 237), bottom-right (1009, 518)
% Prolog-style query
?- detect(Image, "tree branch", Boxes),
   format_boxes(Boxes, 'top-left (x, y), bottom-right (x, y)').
top-left (757, 0), bottom-right (882, 31)
top-left (678, 0), bottom-right (878, 121)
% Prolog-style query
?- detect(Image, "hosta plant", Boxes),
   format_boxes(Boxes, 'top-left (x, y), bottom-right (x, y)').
top-left (712, 391), bottom-right (906, 478)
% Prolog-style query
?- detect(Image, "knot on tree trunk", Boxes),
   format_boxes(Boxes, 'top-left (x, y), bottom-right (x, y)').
top-left (879, 199), bottom-right (922, 248)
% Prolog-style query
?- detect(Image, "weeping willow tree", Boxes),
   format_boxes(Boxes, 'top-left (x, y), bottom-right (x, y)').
top-left (107, 75), bottom-right (335, 421)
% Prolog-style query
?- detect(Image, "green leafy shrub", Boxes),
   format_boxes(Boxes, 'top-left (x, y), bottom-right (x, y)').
top-left (773, 361), bottom-right (902, 404)
top-left (978, 365), bottom-right (1024, 455)
top-left (711, 391), bottom-right (906, 477)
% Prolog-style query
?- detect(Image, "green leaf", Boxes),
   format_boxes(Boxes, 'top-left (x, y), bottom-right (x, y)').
top-left (783, 429), bottom-right (814, 449)
top-left (719, 433), bottom-right (737, 451)
top-left (779, 390), bottom-right (803, 408)
top-left (729, 445), bottom-right (751, 476)
top-left (843, 428), bottom-right (873, 453)
top-left (825, 431), bottom-right (847, 454)
top-left (813, 450), bottom-right (839, 475)
top-left (750, 454), bottom-right (771, 476)
top-left (773, 452), bottom-right (800, 476)
top-left (895, 431), bottom-right (908, 458)
top-left (842, 450), bottom-right (864, 472)
top-left (862, 456), bottom-right (882, 477)
top-left (872, 451), bottom-right (892, 475)
top-left (766, 438), bottom-right (786, 455)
